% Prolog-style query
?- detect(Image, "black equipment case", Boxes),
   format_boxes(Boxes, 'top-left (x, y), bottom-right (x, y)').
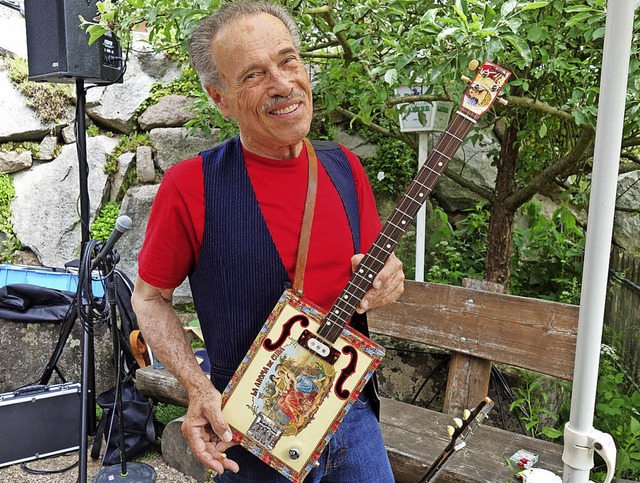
top-left (0, 382), bottom-right (80, 467)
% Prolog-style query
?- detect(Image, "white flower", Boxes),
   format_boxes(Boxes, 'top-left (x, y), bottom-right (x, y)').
top-left (377, 171), bottom-right (385, 181)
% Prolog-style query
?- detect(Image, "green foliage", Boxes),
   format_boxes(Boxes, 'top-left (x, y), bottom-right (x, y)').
top-left (153, 402), bottom-right (187, 427)
top-left (183, 90), bottom-right (239, 140)
top-left (591, 345), bottom-right (640, 479)
top-left (511, 200), bottom-right (585, 304)
top-left (424, 204), bottom-right (489, 286)
top-left (509, 371), bottom-right (564, 439)
top-left (359, 128), bottom-right (417, 199)
top-left (105, 132), bottom-right (154, 175)
top-left (506, 342), bottom-right (640, 480)
top-left (0, 141), bottom-right (40, 158)
top-left (0, 173), bottom-right (22, 262)
top-left (135, 69), bottom-right (201, 120)
top-left (90, 202), bottom-right (121, 241)
top-left (86, 125), bottom-right (100, 137)
top-left (7, 56), bottom-right (72, 122)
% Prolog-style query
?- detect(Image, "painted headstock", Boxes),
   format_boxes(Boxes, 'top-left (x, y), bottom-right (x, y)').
top-left (460, 60), bottom-right (511, 118)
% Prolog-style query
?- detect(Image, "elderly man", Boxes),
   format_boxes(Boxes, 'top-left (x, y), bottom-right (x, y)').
top-left (131, 1), bottom-right (404, 481)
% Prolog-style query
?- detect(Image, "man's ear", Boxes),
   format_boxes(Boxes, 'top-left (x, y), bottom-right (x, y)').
top-left (205, 85), bottom-right (232, 118)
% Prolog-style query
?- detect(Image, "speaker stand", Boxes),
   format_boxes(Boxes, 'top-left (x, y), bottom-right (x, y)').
top-left (93, 251), bottom-right (155, 483)
top-left (94, 462), bottom-right (157, 483)
top-left (75, 76), bottom-right (99, 483)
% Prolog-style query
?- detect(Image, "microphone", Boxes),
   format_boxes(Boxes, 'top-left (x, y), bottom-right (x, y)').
top-left (91, 215), bottom-right (133, 269)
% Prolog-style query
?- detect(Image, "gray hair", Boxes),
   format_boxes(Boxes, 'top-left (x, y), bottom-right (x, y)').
top-left (189, 1), bottom-right (301, 91)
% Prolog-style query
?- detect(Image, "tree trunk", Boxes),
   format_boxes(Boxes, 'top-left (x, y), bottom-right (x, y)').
top-left (485, 121), bottom-right (519, 286)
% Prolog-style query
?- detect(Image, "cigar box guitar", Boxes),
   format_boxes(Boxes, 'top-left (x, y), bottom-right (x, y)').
top-left (221, 60), bottom-right (511, 482)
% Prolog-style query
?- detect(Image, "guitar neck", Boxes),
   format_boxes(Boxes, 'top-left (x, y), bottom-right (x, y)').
top-left (318, 107), bottom-right (479, 343)
top-left (420, 397), bottom-right (495, 483)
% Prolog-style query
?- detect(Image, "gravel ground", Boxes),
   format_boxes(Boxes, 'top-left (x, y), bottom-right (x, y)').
top-left (0, 443), bottom-right (199, 483)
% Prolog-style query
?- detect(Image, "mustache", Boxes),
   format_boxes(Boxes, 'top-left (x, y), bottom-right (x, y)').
top-left (261, 90), bottom-right (307, 112)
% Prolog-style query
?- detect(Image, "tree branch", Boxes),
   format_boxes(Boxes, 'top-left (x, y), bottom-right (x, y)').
top-left (333, 106), bottom-right (416, 147)
top-left (503, 95), bottom-right (577, 123)
top-left (505, 127), bottom-right (596, 210)
top-left (443, 167), bottom-right (494, 201)
top-left (317, 10), bottom-right (355, 65)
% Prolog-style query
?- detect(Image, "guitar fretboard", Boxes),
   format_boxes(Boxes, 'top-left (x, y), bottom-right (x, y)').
top-left (318, 107), bottom-right (480, 343)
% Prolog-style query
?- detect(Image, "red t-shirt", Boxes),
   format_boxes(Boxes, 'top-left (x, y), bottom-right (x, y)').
top-left (138, 143), bottom-right (382, 312)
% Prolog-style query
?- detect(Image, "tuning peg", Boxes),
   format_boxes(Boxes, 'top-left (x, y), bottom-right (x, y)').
top-left (461, 75), bottom-right (472, 84)
top-left (453, 417), bottom-right (463, 428)
top-left (447, 425), bottom-right (455, 437)
top-left (497, 97), bottom-right (509, 106)
top-left (463, 409), bottom-right (471, 420)
top-left (468, 59), bottom-right (479, 71)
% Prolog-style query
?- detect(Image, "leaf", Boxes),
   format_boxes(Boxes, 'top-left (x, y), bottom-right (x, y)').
top-left (521, 2), bottom-right (550, 11)
top-left (501, 0), bottom-right (518, 17)
top-left (539, 123), bottom-right (547, 138)
top-left (384, 69), bottom-right (399, 86)
top-left (88, 26), bottom-right (109, 45)
top-left (324, 91), bottom-right (338, 112)
top-left (333, 21), bottom-right (351, 34)
top-left (566, 12), bottom-right (591, 28)
top-left (437, 27), bottom-right (459, 43)
top-left (454, 0), bottom-right (467, 22)
top-left (482, 3), bottom-right (496, 28)
top-left (503, 34), bottom-right (533, 64)
top-left (541, 426), bottom-right (563, 439)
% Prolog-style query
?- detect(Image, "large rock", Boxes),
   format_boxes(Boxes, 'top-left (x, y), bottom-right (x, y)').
top-left (138, 94), bottom-right (196, 130)
top-left (0, 8), bottom-right (27, 59)
top-left (11, 135), bottom-right (118, 268)
top-left (0, 150), bottom-right (32, 173)
top-left (85, 49), bottom-right (180, 134)
top-left (434, 131), bottom-right (498, 212)
top-left (0, 317), bottom-right (114, 395)
top-left (333, 128), bottom-right (378, 159)
top-left (118, 184), bottom-right (192, 305)
top-left (0, 70), bottom-right (53, 142)
top-left (148, 127), bottom-right (218, 172)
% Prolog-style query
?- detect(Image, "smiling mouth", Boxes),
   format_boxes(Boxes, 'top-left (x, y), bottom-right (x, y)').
top-left (270, 103), bottom-right (300, 115)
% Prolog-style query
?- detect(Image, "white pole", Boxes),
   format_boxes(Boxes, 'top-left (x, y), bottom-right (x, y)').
top-left (562, 1), bottom-right (635, 481)
top-left (415, 133), bottom-right (429, 282)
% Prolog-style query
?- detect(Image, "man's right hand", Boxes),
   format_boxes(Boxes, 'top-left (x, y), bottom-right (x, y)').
top-left (131, 276), bottom-right (240, 474)
top-left (182, 383), bottom-right (240, 474)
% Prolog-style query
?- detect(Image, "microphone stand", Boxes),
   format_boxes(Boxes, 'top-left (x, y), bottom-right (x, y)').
top-left (93, 248), bottom-right (156, 482)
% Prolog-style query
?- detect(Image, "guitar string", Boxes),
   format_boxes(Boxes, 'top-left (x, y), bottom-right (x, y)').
top-left (318, 109), bottom-right (479, 343)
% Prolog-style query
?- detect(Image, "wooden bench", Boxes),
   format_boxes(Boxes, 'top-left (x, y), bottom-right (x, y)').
top-left (137, 280), bottom-right (579, 482)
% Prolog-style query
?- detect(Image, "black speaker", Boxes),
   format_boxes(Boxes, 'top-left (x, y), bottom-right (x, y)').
top-left (23, 0), bottom-right (123, 85)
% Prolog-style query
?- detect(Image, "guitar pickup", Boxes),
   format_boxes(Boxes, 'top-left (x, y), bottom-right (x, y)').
top-left (298, 329), bottom-right (340, 365)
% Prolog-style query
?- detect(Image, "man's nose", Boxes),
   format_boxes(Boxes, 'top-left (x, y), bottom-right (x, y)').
top-left (267, 68), bottom-right (293, 96)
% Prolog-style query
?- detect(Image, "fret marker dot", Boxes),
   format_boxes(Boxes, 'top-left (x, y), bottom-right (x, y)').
top-left (359, 269), bottom-right (364, 274)
top-left (386, 244), bottom-right (391, 249)
top-left (343, 295), bottom-right (348, 299)
top-left (334, 310), bottom-right (340, 315)
top-left (368, 274), bottom-right (373, 279)
top-left (402, 220), bottom-right (407, 225)
top-left (438, 162), bottom-right (443, 167)
top-left (419, 193), bottom-right (424, 197)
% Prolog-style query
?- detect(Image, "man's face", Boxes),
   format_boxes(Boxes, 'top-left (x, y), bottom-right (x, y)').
top-left (206, 13), bottom-right (313, 159)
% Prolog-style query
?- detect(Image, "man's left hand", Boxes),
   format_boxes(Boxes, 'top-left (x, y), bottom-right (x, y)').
top-left (351, 252), bottom-right (404, 313)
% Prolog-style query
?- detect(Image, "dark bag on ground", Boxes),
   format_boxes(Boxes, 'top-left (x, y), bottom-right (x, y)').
top-left (91, 377), bottom-right (163, 466)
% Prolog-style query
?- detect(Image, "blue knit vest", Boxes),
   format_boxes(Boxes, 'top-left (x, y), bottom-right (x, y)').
top-left (189, 136), bottom-right (364, 392)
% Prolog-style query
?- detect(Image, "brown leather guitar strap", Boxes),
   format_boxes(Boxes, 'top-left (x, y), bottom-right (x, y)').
top-left (292, 138), bottom-right (318, 295)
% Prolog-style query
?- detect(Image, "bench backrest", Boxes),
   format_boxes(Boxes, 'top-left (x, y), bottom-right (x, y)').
top-left (367, 280), bottom-right (579, 412)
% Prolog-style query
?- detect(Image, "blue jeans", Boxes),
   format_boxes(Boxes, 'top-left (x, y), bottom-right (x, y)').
top-left (214, 395), bottom-right (394, 482)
